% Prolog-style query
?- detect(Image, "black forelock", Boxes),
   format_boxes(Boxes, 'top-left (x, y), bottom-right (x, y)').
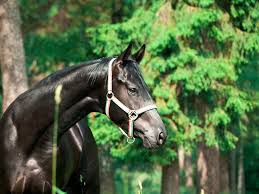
top-left (123, 59), bottom-right (151, 95)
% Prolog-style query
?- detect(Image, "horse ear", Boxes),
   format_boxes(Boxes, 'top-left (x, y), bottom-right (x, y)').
top-left (116, 42), bottom-right (133, 63)
top-left (133, 44), bottom-right (145, 64)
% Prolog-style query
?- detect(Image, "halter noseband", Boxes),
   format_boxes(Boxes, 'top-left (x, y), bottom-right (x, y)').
top-left (105, 58), bottom-right (157, 143)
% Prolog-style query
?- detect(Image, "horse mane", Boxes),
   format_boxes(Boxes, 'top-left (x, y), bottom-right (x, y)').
top-left (32, 57), bottom-right (114, 89)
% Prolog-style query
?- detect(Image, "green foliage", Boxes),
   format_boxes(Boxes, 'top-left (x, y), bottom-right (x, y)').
top-left (90, 115), bottom-right (121, 146)
top-left (184, 0), bottom-right (215, 8)
top-left (24, 29), bottom-right (93, 76)
top-left (229, 0), bottom-right (259, 32)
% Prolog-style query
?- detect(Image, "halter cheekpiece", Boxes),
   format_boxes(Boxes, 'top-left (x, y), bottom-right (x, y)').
top-left (105, 58), bottom-right (157, 143)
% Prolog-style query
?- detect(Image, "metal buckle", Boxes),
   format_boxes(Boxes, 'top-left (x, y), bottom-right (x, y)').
top-left (127, 137), bottom-right (135, 144)
top-left (106, 91), bottom-right (113, 99)
top-left (128, 110), bottom-right (138, 120)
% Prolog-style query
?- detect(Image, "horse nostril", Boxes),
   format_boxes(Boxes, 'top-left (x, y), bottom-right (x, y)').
top-left (158, 132), bottom-right (164, 145)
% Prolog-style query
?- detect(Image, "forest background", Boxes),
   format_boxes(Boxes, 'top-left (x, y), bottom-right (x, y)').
top-left (0, 0), bottom-right (258, 194)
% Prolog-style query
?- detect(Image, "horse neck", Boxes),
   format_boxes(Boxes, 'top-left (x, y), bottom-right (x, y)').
top-left (54, 60), bottom-right (108, 130)
top-left (58, 63), bottom-right (106, 112)
top-left (20, 59), bottom-right (108, 138)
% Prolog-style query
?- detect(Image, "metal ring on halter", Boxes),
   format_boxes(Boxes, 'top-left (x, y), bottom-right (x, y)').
top-left (128, 110), bottom-right (138, 120)
top-left (106, 91), bottom-right (114, 99)
top-left (127, 137), bottom-right (135, 144)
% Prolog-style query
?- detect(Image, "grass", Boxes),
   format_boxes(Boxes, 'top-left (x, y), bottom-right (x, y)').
top-left (52, 85), bottom-right (64, 194)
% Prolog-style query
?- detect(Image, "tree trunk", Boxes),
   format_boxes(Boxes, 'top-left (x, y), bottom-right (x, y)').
top-left (237, 136), bottom-right (245, 194)
top-left (111, 0), bottom-right (123, 23)
top-left (100, 169), bottom-right (115, 194)
top-left (230, 149), bottom-right (237, 194)
top-left (219, 154), bottom-right (230, 193)
top-left (185, 150), bottom-right (193, 188)
top-left (99, 153), bottom-right (115, 194)
top-left (161, 158), bottom-right (179, 194)
top-left (197, 142), bottom-right (220, 194)
top-left (155, 0), bottom-right (174, 26)
top-left (178, 146), bottom-right (185, 170)
top-left (0, 0), bottom-right (28, 112)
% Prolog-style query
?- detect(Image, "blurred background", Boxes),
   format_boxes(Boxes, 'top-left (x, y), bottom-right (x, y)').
top-left (0, 0), bottom-right (258, 194)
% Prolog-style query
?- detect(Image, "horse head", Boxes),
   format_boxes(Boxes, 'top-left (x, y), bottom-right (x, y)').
top-left (105, 42), bottom-right (167, 148)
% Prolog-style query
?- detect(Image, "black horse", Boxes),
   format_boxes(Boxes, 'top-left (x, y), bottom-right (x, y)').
top-left (0, 42), bottom-right (167, 193)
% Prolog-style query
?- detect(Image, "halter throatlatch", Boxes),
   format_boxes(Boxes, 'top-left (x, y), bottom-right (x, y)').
top-left (105, 58), bottom-right (157, 143)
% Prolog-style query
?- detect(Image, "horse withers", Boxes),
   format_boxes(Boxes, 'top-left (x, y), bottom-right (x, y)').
top-left (0, 42), bottom-right (167, 193)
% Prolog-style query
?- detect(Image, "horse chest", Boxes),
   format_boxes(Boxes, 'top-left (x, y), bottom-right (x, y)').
top-left (10, 128), bottom-right (83, 192)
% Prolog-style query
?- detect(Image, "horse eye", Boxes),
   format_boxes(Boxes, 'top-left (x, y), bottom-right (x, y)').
top-left (128, 87), bottom-right (137, 95)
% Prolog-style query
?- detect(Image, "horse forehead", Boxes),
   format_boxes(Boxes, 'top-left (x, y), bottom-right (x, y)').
top-left (125, 63), bottom-right (142, 80)
top-left (124, 60), bottom-right (138, 70)
top-left (126, 66), bottom-right (151, 97)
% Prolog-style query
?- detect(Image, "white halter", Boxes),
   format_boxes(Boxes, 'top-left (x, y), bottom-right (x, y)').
top-left (105, 58), bottom-right (157, 143)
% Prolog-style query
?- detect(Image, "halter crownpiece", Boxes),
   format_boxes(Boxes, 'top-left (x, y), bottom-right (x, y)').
top-left (105, 58), bottom-right (157, 143)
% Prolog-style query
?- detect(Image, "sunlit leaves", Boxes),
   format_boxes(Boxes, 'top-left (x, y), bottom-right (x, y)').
top-left (225, 91), bottom-right (253, 115)
top-left (149, 28), bottom-right (179, 58)
top-left (88, 113), bottom-right (122, 147)
top-left (230, 0), bottom-right (258, 32)
top-left (176, 8), bottom-right (221, 38)
top-left (206, 108), bottom-right (231, 127)
top-left (184, 0), bottom-right (215, 8)
top-left (48, 4), bottom-right (59, 18)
